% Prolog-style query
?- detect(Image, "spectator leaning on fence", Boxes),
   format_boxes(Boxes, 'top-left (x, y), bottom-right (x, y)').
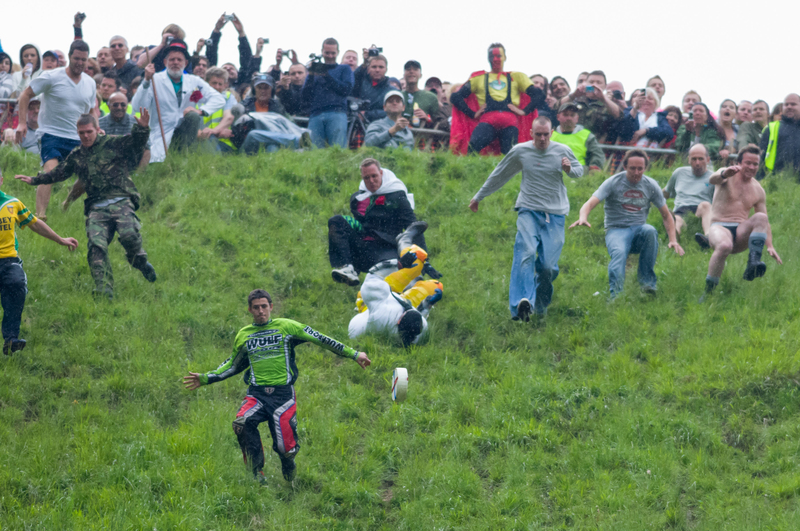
top-left (132, 39), bottom-right (225, 163)
top-left (364, 91), bottom-right (414, 150)
top-left (300, 38), bottom-right (354, 148)
top-left (550, 102), bottom-right (604, 171)
top-left (681, 90), bottom-right (701, 116)
top-left (759, 93), bottom-right (800, 178)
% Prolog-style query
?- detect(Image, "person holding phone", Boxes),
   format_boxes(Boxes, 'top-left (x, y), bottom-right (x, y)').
top-left (558, 70), bottom-right (622, 143)
top-left (364, 91), bottom-right (414, 149)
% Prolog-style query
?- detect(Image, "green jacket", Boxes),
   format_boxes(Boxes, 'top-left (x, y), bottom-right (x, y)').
top-left (32, 124), bottom-right (149, 214)
top-left (736, 121), bottom-right (766, 151)
top-left (200, 318), bottom-right (358, 387)
top-left (675, 123), bottom-right (724, 162)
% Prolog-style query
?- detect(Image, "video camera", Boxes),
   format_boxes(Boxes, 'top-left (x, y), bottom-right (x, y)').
top-left (308, 53), bottom-right (333, 75)
top-left (368, 47), bottom-right (383, 57)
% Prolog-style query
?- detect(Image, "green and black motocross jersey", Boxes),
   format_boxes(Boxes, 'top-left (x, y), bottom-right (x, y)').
top-left (199, 318), bottom-right (358, 387)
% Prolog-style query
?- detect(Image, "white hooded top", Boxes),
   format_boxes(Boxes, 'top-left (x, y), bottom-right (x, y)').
top-left (355, 168), bottom-right (415, 209)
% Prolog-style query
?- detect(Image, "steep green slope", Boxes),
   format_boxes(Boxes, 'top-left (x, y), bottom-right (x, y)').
top-left (0, 147), bottom-right (798, 530)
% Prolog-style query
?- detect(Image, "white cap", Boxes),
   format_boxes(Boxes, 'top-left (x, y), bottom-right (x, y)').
top-left (383, 90), bottom-right (404, 104)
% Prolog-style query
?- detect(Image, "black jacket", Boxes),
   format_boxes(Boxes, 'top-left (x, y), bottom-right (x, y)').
top-left (352, 65), bottom-right (391, 122)
top-left (241, 96), bottom-right (288, 118)
top-left (349, 190), bottom-right (416, 245)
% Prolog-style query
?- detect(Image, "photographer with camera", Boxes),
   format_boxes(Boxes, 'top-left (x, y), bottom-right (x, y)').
top-left (364, 91), bottom-right (414, 150)
top-left (300, 38), bottom-right (355, 148)
top-left (194, 13), bottom-right (256, 94)
top-left (353, 47), bottom-right (391, 122)
top-left (559, 70), bottom-right (621, 143)
top-left (276, 62), bottom-right (308, 117)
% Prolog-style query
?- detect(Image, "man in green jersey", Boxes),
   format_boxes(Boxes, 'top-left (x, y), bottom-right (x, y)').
top-left (183, 289), bottom-right (371, 484)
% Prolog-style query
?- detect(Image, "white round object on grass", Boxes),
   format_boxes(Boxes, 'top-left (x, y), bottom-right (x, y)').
top-left (392, 368), bottom-right (408, 402)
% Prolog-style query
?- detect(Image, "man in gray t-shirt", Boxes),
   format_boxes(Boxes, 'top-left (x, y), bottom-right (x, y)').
top-left (571, 149), bottom-right (683, 297)
top-left (662, 144), bottom-right (714, 242)
top-left (470, 116), bottom-right (583, 321)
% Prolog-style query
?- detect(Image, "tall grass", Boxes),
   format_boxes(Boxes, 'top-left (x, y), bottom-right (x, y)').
top-left (1, 145), bottom-right (798, 530)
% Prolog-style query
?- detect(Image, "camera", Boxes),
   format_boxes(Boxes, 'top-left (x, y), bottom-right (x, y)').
top-left (308, 54), bottom-right (331, 75)
top-left (368, 47), bottom-right (383, 57)
top-left (77, 12), bottom-right (87, 21)
top-left (586, 86), bottom-right (594, 93)
top-left (205, 39), bottom-right (213, 46)
top-left (165, 36), bottom-right (175, 45)
top-left (224, 14), bottom-right (234, 22)
top-left (612, 90), bottom-right (623, 100)
top-left (261, 38), bottom-right (270, 44)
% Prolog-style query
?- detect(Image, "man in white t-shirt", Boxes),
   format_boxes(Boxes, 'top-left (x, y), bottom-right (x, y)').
top-left (15, 40), bottom-right (97, 219)
top-left (571, 149), bottom-right (684, 298)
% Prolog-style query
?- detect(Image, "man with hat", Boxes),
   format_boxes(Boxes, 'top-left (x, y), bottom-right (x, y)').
top-left (241, 73), bottom-right (286, 115)
top-left (550, 101), bottom-right (605, 171)
top-left (401, 60), bottom-right (439, 129)
top-left (40, 51), bottom-right (60, 71)
top-left (132, 38), bottom-right (225, 163)
top-left (364, 90), bottom-right (414, 149)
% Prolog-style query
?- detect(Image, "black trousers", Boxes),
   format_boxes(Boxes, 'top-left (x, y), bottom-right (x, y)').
top-left (0, 257), bottom-right (27, 341)
top-left (328, 215), bottom-right (399, 272)
top-left (468, 122), bottom-right (518, 155)
top-left (232, 385), bottom-right (299, 475)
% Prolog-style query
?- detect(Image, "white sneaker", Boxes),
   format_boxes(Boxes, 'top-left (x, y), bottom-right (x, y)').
top-left (331, 264), bottom-right (360, 286)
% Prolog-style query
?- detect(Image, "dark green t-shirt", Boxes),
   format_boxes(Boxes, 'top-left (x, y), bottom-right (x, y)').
top-left (403, 89), bottom-right (440, 122)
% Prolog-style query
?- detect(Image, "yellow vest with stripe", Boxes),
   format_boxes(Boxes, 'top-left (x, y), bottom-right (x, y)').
top-left (99, 101), bottom-right (134, 117)
top-left (763, 121), bottom-right (780, 172)
top-left (551, 128), bottom-right (590, 165)
top-left (198, 91), bottom-right (235, 150)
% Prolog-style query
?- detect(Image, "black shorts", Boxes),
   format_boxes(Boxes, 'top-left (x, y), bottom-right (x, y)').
top-left (674, 205), bottom-right (698, 217)
top-left (712, 222), bottom-right (739, 241)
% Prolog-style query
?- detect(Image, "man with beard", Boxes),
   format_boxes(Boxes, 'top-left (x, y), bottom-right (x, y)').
top-left (132, 39), bottom-right (224, 162)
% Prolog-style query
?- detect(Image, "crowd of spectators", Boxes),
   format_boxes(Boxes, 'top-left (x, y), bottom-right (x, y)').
top-left (0, 13), bottom-right (798, 177)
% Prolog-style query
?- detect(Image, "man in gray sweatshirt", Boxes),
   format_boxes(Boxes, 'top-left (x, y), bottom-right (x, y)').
top-left (469, 116), bottom-right (583, 321)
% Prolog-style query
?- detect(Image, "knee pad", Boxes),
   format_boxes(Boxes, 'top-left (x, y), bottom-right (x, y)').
top-left (400, 244), bottom-right (427, 264)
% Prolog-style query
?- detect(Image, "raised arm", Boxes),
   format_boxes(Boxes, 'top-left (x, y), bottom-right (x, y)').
top-left (293, 321), bottom-right (370, 368)
top-left (709, 165), bottom-right (739, 185)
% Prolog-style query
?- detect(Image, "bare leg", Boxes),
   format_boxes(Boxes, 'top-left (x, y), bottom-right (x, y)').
top-left (35, 159), bottom-right (61, 219)
top-left (674, 214), bottom-right (686, 236)
top-left (730, 212), bottom-right (770, 253)
top-left (707, 225), bottom-right (734, 279)
top-left (695, 202), bottom-right (713, 235)
top-left (138, 149), bottom-right (151, 171)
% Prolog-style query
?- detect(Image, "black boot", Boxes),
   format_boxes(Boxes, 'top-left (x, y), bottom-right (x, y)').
top-left (743, 250), bottom-right (766, 281)
top-left (3, 338), bottom-right (26, 355)
top-left (699, 279), bottom-right (716, 303)
top-left (694, 233), bottom-right (710, 250)
top-left (280, 457), bottom-right (296, 482)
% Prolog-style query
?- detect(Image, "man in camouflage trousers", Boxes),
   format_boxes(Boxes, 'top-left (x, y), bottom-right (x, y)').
top-left (15, 109), bottom-right (156, 299)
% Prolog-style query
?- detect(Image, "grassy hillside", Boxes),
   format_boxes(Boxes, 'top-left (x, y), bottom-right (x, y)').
top-left (0, 146), bottom-right (799, 530)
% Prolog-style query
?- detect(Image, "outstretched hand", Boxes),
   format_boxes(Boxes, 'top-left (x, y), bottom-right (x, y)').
top-left (183, 372), bottom-right (202, 390)
top-left (668, 241), bottom-right (685, 256)
top-left (60, 237), bottom-right (79, 251)
top-left (355, 352), bottom-right (371, 369)
top-left (14, 175), bottom-right (33, 184)
top-left (721, 165), bottom-right (740, 179)
top-left (768, 247), bottom-right (783, 264)
top-left (568, 218), bottom-right (591, 229)
top-left (135, 108), bottom-right (150, 127)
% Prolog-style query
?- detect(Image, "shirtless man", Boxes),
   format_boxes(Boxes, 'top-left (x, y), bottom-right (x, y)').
top-left (701, 145), bottom-right (782, 301)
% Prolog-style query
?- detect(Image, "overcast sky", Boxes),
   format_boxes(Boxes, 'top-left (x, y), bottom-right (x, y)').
top-left (2, 0), bottom-right (794, 111)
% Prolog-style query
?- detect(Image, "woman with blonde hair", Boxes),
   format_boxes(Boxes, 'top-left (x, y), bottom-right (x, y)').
top-left (136, 24), bottom-right (187, 71)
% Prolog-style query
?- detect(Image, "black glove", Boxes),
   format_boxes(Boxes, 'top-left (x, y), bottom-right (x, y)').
top-left (422, 261), bottom-right (442, 279)
top-left (398, 251), bottom-right (418, 269)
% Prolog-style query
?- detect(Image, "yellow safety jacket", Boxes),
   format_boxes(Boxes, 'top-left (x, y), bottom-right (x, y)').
top-left (551, 128), bottom-right (590, 166)
top-left (99, 101), bottom-right (134, 117)
top-left (764, 122), bottom-right (780, 172)
top-left (198, 91), bottom-right (235, 150)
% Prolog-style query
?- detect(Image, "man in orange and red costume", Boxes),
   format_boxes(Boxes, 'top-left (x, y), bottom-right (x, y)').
top-left (450, 43), bottom-right (546, 155)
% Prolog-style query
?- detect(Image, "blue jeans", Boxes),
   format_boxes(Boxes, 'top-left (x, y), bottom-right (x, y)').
top-left (308, 111), bottom-right (347, 148)
top-left (605, 224), bottom-right (659, 296)
top-left (509, 210), bottom-right (564, 317)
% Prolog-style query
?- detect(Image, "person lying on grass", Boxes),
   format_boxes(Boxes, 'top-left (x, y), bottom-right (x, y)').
top-left (183, 289), bottom-right (371, 485)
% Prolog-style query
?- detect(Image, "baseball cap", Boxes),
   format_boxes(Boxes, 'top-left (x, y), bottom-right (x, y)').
top-left (404, 60), bottom-right (421, 71)
top-left (558, 101), bottom-right (580, 113)
top-left (383, 90), bottom-right (404, 104)
top-left (42, 50), bottom-right (58, 60)
top-left (252, 73), bottom-right (274, 88)
top-left (424, 77), bottom-right (443, 89)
